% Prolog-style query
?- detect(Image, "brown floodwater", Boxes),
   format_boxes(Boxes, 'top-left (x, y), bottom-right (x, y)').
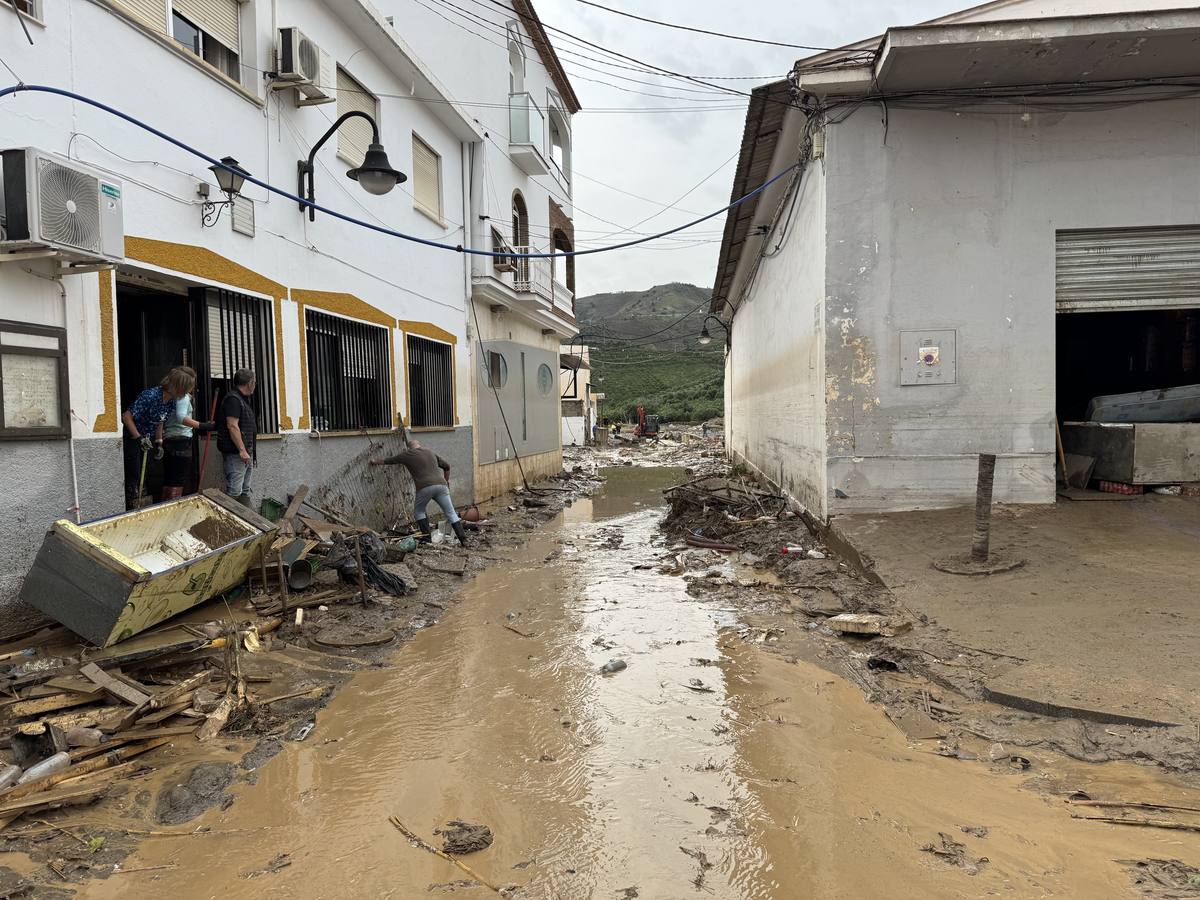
top-left (77, 467), bottom-right (1200, 899)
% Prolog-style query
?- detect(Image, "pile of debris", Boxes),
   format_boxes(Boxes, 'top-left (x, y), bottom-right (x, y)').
top-left (0, 614), bottom-right (275, 833)
top-left (662, 475), bottom-right (814, 560)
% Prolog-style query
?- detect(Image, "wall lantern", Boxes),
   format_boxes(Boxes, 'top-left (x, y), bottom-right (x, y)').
top-left (200, 156), bottom-right (249, 228)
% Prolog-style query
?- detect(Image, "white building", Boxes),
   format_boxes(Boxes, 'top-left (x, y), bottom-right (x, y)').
top-left (560, 344), bottom-right (596, 445)
top-left (713, 0), bottom-right (1200, 519)
top-left (0, 0), bottom-right (579, 616)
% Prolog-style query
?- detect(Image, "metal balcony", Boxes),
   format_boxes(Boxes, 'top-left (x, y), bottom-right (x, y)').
top-left (509, 92), bottom-right (549, 177)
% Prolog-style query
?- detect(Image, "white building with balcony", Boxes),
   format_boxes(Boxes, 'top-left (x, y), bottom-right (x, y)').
top-left (0, 0), bottom-right (578, 622)
top-left (386, 0), bottom-right (581, 498)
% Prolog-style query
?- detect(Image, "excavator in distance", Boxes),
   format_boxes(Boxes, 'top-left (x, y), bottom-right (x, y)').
top-left (634, 406), bottom-right (660, 440)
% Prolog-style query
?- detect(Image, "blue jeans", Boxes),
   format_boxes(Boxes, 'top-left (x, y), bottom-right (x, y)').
top-left (415, 484), bottom-right (459, 524)
top-left (223, 453), bottom-right (253, 497)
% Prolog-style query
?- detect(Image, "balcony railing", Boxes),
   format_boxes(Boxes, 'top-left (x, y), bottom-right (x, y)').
top-left (552, 275), bottom-right (573, 314)
top-left (512, 246), bottom-right (552, 303)
top-left (509, 92), bottom-right (548, 176)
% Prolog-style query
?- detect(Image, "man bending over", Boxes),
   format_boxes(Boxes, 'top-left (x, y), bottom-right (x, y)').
top-left (370, 440), bottom-right (468, 546)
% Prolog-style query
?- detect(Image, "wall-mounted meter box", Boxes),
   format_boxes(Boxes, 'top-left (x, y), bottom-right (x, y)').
top-left (900, 329), bottom-right (956, 385)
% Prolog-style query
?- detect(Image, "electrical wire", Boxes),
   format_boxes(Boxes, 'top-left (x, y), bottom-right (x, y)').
top-left (0, 84), bottom-right (798, 259)
top-left (571, 0), bottom-right (858, 52)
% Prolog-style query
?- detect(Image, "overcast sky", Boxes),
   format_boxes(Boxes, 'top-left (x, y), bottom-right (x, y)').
top-left (532, 0), bottom-right (972, 297)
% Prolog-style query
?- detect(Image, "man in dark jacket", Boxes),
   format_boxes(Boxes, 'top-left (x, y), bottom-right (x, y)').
top-left (217, 369), bottom-right (257, 505)
top-left (370, 437), bottom-right (468, 546)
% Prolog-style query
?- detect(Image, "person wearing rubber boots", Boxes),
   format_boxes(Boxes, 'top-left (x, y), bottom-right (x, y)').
top-left (162, 366), bottom-right (214, 500)
top-left (369, 437), bottom-right (468, 546)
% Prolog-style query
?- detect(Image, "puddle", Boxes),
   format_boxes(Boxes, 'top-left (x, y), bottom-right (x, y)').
top-left (79, 468), bottom-right (1200, 899)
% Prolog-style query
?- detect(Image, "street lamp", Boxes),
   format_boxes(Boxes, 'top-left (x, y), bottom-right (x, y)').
top-left (297, 111), bottom-right (405, 221)
top-left (698, 314), bottom-right (730, 347)
top-left (200, 156), bottom-right (249, 228)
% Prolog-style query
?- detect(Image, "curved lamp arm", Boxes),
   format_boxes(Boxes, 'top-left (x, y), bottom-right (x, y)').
top-left (297, 111), bottom-right (383, 221)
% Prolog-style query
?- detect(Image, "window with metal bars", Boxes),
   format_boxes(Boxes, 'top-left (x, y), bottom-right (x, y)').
top-left (305, 310), bottom-right (392, 432)
top-left (190, 287), bottom-right (280, 435)
top-left (407, 335), bottom-right (453, 428)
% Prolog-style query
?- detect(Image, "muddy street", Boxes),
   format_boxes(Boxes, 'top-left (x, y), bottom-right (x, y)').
top-left (70, 467), bottom-right (1200, 899)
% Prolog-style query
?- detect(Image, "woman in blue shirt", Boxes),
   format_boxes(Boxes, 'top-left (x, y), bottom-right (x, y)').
top-left (120, 367), bottom-right (196, 507)
top-left (161, 366), bottom-right (214, 500)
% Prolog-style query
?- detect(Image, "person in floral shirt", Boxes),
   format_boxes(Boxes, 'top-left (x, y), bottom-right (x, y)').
top-left (120, 367), bottom-right (195, 507)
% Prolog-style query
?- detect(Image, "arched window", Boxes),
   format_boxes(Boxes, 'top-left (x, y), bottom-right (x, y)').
top-left (512, 191), bottom-right (529, 249)
top-left (552, 228), bottom-right (574, 295)
top-left (507, 22), bottom-right (525, 94)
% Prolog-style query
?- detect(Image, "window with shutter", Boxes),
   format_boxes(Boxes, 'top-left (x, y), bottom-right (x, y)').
top-left (336, 67), bottom-right (377, 166)
top-left (411, 135), bottom-right (442, 222)
top-left (114, 0), bottom-right (168, 32)
top-left (173, 0), bottom-right (240, 53)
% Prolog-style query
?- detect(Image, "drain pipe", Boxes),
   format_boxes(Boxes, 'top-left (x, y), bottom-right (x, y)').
top-left (24, 266), bottom-right (82, 522)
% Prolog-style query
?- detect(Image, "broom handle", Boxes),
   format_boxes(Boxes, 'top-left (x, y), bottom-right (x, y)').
top-left (199, 393), bottom-right (219, 484)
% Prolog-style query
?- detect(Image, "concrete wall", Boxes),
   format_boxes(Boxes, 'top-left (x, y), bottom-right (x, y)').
top-left (473, 449), bottom-right (562, 502)
top-left (821, 95), bottom-right (1200, 513)
top-left (727, 159), bottom-right (828, 517)
top-left (561, 416), bottom-right (585, 445)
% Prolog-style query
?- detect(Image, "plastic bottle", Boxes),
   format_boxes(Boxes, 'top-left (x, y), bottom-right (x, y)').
top-left (780, 546), bottom-right (806, 555)
top-left (17, 751), bottom-right (70, 784)
top-left (0, 764), bottom-right (21, 791)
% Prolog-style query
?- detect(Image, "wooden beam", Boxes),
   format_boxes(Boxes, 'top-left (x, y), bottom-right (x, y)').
top-left (79, 663), bottom-right (151, 707)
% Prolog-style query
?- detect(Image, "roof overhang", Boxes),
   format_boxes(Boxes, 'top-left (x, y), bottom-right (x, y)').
top-left (559, 352), bottom-right (589, 370)
top-left (709, 80), bottom-right (793, 315)
top-left (340, 0), bottom-right (486, 142)
top-left (800, 8), bottom-right (1200, 98)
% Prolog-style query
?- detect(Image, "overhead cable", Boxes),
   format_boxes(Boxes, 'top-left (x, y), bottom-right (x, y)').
top-left (0, 84), bottom-right (798, 259)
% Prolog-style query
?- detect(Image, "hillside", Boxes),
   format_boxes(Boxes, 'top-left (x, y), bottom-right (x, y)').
top-left (574, 283), bottom-right (724, 424)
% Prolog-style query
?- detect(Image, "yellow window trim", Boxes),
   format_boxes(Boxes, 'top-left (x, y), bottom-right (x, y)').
top-left (122, 237), bottom-right (293, 429)
top-left (293, 290), bottom-right (400, 431)
top-left (398, 321), bottom-right (459, 427)
top-left (93, 271), bottom-right (118, 433)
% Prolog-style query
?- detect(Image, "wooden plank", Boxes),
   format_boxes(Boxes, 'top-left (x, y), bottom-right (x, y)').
top-left (79, 663), bottom-right (151, 707)
top-left (280, 485), bottom-right (310, 532)
top-left (0, 783), bottom-right (106, 817)
top-left (150, 671), bottom-right (212, 710)
top-left (107, 725), bottom-right (198, 742)
top-left (137, 696), bottom-right (194, 726)
top-left (0, 693), bottom-right (97, 721)
top-left (38, 677), bottom-right (104, 697)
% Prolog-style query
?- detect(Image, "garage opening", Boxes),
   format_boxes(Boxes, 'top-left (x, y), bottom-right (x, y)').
top-left (1055, 227), bottom-right (1200, 490)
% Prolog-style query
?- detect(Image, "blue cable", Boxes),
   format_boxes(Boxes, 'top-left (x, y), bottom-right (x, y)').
top-left (0, 84), bottom-right (798, 259)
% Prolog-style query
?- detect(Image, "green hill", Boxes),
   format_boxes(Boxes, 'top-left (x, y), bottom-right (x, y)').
top-left (574, 283), bottom-right (724, 424)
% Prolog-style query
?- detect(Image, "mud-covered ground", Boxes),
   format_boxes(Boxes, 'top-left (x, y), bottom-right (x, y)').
top-left (7, 444), bottom-right (1200, 899)
top-left (656, 466), bottom-right (1200, 775)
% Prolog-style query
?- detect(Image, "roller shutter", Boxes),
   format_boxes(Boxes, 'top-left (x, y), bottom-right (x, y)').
top-left (115, 0), bottom-right (168, 32)
top-left (1056, 226), bottom-right (1200, 313)
top-left (336, 67), bottom-right (377, 165)
top-left (412, 135), bottom-right (442, 220)
top-left (173, 0), bottom-right (240, 52)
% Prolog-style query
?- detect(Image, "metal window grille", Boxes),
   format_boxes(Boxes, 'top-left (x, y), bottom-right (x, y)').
top-left (191, 287), bottom-right (279, 435)
top-left (305, 310), bottom-right (391, 432)
top-left (407, 334), bottom-right (453, 427)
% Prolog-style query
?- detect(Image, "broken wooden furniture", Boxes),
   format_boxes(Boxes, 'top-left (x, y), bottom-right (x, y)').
top-left (20, 490), bottom-right (277, 647)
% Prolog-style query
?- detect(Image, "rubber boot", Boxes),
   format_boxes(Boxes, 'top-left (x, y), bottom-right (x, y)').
top-left (236, 493), bottom-right (252, 508)
top-left (416, 518), bottom-right (432, 541)
top-left (452, 520), bottom-right (469, 548)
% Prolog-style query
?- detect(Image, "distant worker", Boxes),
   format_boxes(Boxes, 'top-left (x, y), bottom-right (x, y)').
top-left (217, 368), bottom-right (257, 505)
top-left (702, 422), bottom-right (710, 438)
top-left (121, 366), bottom-right (196, 508)
top-left (370, 439), bottom-right (469, 546)
top-left (162, 366), bottom-right (214, 500)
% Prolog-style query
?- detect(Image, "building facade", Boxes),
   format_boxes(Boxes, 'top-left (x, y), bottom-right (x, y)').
top-left (560, 344), bottom-right (595, 446)
top-left (713, 0), bottom-right (1200, 519)
top-left (0, 0), bottom-right (578, 614)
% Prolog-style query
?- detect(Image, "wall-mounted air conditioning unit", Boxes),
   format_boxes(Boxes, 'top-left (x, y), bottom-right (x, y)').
top-left (0, 148), bottom-right (124, 265)
top-left (277, 27), bottom-right (335, 106)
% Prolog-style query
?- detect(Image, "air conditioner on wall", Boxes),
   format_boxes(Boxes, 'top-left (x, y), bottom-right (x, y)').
top-left (277, 27), bottom-right (335, 106)
top-left (0, 148), bottom-right (125, 265)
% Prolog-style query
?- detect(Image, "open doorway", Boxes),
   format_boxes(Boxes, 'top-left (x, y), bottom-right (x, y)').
top-left (1056, 308), bottom-right (1199, 421)
top-left (116, 277), bottom-right (280, 504)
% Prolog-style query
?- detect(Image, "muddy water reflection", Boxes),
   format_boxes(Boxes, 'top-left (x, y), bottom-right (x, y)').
top-left (82, 467), bottom-right (1200, 899)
